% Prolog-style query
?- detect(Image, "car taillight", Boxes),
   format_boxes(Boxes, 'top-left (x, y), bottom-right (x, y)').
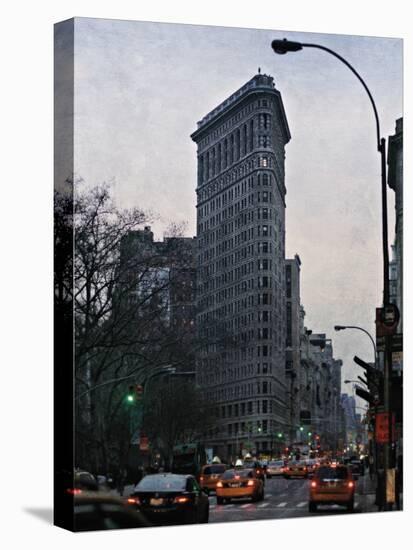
top-left (247, 479), bottom-right (255, 486)
top-left (310, 481), bottom-right (317, 488)
top-left (200, 476), bottom-right (204, 481)
top-left (174, 496), bottom-right (190, 504)
top-left (127, 497), bottom-right (141, 505)
top-left (66, 488), bottom-right (82, 495)
top-left (348, 481), bottom-right (354, 488)
top-left (216, 481), bottom-right (223, 488)
top-left (256, 469), bottom-right (261, 475)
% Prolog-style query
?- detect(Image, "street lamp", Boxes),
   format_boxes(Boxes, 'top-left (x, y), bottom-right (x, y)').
top-left (271, 39), bottom-right (389, 304)
top-left (272, 38), bottom-right (392, 509)
top-left (334, 325), bottom-right (377, 365)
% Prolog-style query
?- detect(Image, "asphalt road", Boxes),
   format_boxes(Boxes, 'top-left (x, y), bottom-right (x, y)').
top-left (209, 475), bottom-right (378, 524)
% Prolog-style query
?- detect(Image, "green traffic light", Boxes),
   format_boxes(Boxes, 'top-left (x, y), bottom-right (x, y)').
top-left (126, 394), bottom-right (134, 403)
top-left (277, 432), bottom-right (283, 438)
top-left (308, 432), bottom-right (312, 436)
top-left (299, 426), bottom-right (304, 431)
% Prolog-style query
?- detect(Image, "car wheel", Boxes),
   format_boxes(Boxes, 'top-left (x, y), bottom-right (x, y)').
top-left (201, 509), bottom-right (209, 523)
top-left (309, 502), bottom-right (317, 513)
top-left (259, 489), bottom-right (265, 501)
top-left (267, 474), bottom-right (271, 479)
top-left (347, 499), bottom-right (354, 512)
top-left (217, 497), bottom-right (224, 505)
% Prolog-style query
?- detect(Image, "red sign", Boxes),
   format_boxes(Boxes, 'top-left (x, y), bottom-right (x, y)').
top-left (375, 412), bottom-right (395, 443)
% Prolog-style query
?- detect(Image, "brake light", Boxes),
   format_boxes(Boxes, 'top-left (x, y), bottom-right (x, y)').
top-left (216, 481), bottom-right (223, 488)
top-left (200, 476), bottom-right (204, 481)
top-left (127, 497), bottom-right (141, 505)
top-left (247, 479), bottom-right (255, 486)
top-left (234, 475), bottom-right (240, 480)
top-left (310, 481), bottom-right (317, 488)
top-left (256, 469), bottom-right (261, 474)
top-left (348, 481), bottom-right (354, 488)
top-left (174, 496), bottom-right (190, 504)
top-left (66, 488), bottom-right (82, 495)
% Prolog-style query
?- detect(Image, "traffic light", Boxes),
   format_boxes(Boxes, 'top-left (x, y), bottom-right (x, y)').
top-left (126, 385), bottom-right (135, 403)
top-left (307, 431), bottom-right (312, 437)
top-left (277, 432), bottom-right (283, 439)
top-left (353, 356), bottom-right (382, 404)
top-left (126, 384), bottom-right (144, 404)
top-left (299, 426), bottom-right (304, 432)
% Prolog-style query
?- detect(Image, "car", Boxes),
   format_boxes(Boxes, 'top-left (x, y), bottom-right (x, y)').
top-left (65, 470), bottom-right (99, 495)
top-left (266, 460), bottom-right (285, 478)
top-left (284, 460), bottom-right (308, 479)
top-left (127, 473), bottom-right (209, 525)
top-left (349, 459), bottom-right (364, 478)
top-left (242, 460), bottom-right (266, 483)
top-left (74, 492), bottom-right (151, 531)
top-left (216, 468), bottom-right (264, 504)
top-left (199, 463), bottom-right (228, 494)
top-left (309, 465), bottom-right (356, 512)
top-left (305, 459), bottom-right (319, 477)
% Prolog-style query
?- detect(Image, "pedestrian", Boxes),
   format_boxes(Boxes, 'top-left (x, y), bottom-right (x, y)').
top-left (116, 467), bottom-right (127, 496)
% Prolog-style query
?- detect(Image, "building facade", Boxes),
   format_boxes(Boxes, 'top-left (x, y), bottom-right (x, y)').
top-left (191, 72), bottom-right (291, 459)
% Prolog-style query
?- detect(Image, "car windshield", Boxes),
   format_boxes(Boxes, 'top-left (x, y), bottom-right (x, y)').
top-left (203, 465), bottom-right (226, 475)
top-left (136, 475), bottom-right (186, 492)
top-left (316, 466), bottom-right (349, 480)
top-left (222, 469), bottom-right (253, 479)
top-left (269, 461), bottom-right (284, 467)
top-left (243, 462), bottom-right (259, 468)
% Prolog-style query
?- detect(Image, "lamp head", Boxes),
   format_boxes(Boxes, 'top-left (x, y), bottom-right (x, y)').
top-left (271, 38), bottom-right (303, 55)
top-left (334, 325), bottom-right (346, 331)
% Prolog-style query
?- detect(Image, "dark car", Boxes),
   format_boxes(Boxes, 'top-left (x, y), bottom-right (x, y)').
top-left (127, 473), bottom-right (209, 525)
top-left (74, 493), bottom-right (151, 531)
top-left (349, 459), bottom-right (364, 478)
top-left (65, 470), bottom-right (99, 495)
top-left (242, 460), bottom-right (266, 483)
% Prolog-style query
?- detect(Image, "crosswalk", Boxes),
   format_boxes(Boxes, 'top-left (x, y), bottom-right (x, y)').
top-left (209, 499), bottom-right (359, 511)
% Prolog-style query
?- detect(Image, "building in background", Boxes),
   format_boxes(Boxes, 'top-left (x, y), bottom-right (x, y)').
top-left (191, 72), bottom-right (291, 459)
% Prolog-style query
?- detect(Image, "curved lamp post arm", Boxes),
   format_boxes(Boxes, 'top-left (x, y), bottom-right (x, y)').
top-left (339, 325), bottom-right (377, 363)
top-left (301, 43), bottom-right (381, 150)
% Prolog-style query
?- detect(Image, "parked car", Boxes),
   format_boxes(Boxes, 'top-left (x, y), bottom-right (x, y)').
top-left (74, 493), bottom-right (151, 531)
top-left (349, 458), bottom-right (364, 478)
top-left (309, 465), bottom-right (356, 512)
top-left (127, 473), bottom-right (209, 525)
top-left (216, 468), bottom-right (264, 504)
top-left (266, 460), bottom-right (285, 478)
top-left (199, 463), bottom-right (228, 494)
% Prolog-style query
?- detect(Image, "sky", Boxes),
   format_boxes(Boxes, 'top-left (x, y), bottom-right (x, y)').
top-left (72, 17), bottom-right (403, 402)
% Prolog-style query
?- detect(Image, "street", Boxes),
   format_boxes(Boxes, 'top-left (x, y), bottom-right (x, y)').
top-left (208, 475), bottom-right (377, 523)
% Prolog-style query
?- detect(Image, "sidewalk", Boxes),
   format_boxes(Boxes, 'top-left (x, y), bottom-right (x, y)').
top-left (358, 473), bottom-right (377, 495)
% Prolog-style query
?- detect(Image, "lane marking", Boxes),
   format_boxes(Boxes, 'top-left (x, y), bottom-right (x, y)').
top-left (296, 502), bottom-right (306, 507)
top-left (225, 504), bottom-right (234, 508)
top-left (277, 502), bottom-right (287, 507)
top-left (210, 505), bottom-right (216, 509)
top-left (354, 502), bottom-right (359, 509)
top-left (240, 503), bottom-right (252, 509)
top-left (258, 503), bottom-right (269, 508)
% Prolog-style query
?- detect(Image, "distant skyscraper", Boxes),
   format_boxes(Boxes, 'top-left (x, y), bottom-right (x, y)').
top-left (191, 73), bottom-right (291, 458)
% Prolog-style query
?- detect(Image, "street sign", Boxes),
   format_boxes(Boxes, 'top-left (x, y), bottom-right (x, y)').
top-left (375, 412), bottom-right (396, 444)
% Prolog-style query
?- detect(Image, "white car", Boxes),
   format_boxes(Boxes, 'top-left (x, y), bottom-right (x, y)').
top-left (266, 460), bottom-right (285, 478)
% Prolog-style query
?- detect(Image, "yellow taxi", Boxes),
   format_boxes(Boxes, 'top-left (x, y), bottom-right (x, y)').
top-left (309, 464), bottom-right (355, 512)
top-left (283, 460), bottom-right (308, 479)
top-left (199, 463), bottom-right (228, 494)
top-left (216, 468), bottom-right (264, 504)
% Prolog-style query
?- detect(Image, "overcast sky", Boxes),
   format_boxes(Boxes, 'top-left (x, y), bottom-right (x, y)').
top-left (72, 17), bottom-right (403, 401)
